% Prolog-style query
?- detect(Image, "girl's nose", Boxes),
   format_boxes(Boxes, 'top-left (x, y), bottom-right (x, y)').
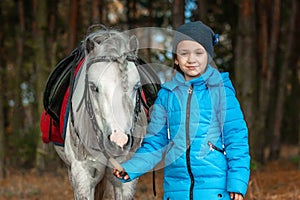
top-left (187, 53), bottom-right (196, 63)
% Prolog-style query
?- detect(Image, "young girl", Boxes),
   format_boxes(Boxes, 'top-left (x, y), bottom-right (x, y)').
top-left (114, 21), bottom-right (250, 200)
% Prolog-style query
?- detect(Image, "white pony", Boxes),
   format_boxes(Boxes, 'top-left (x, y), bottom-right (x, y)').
top-left (55, 28), bottom-right (150, 200)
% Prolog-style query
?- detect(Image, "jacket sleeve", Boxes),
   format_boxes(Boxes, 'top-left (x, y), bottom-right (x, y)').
top-left (121, 89), bottom-right (169, 181)
top-left (222, 76), bottom-right (251, 197)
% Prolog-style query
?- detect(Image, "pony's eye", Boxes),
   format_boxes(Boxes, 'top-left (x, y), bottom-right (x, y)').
top-left (89, 83), bottom-right (99, 93)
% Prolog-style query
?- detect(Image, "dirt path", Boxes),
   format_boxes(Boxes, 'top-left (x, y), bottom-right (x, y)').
top-left (0, 159), bottom-right (299, 200)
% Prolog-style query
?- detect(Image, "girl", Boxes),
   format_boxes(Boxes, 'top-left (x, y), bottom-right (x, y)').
top-left (114, 21), bottom-right (250, 200)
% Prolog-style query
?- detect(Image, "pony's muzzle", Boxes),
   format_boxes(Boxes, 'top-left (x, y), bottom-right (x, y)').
top-left (108, 130), bottom-right (133, 150)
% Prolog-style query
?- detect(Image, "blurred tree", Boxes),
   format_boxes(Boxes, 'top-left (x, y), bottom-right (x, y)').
top-left (197, 0), bottom-right (207, 22)
top-left (0, 2), bottom-right (6, 178)
top-left (260, 0), bottom-right (282, 161)
top-left (0, 70), bottom-right (5, 178)
top-left (0, 0), bottom-right (16, 176)
top-left (68, 0), bottom-right (80, 53)
top-left (33, 0), bottom-right (52, 171)
top-left (270, 0), bottom-right (298, 160)
top-left (172, 0), bottom-right (184, 29)
top-left (12, 0), bottom-right (26, 137)
top-left (234, 0), bottom-right (260, 161)
top-left (92, 0), bottom-right (101, 23)
top-left (127, 0), bottom-right (137, 28)
top-left (0, 0), bottom-right (5, 178)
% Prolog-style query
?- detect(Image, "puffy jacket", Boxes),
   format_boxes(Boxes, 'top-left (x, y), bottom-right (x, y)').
top-left (122, 65), bottom-right (250, 200)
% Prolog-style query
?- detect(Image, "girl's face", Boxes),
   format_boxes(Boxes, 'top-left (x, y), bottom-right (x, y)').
top-left (175, 40), bottom-right (208, 81)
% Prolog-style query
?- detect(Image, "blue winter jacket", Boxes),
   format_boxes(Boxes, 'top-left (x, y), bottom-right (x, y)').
top-left (122, 65), bottom-right (250, 200)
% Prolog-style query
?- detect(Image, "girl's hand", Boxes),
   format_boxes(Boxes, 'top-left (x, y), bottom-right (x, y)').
top-left (113, 168), bottom-right (130, 180)
top-left (230, 192), bottom-right (244, 200)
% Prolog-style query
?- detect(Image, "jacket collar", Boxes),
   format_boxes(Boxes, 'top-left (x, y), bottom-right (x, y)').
top-left (162, 65), bottom-right (223, 91)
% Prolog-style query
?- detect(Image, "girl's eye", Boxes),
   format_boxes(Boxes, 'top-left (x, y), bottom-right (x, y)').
top-left (179, 53), bottom-right (188, 57)
top-left (195, 50), bottom-right (204, 55)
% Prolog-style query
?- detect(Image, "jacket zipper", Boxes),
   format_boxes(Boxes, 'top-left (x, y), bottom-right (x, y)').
top-left (208, 141), bottom-right (226, 155)
top-left (186, 85), bottom-right (194, 200)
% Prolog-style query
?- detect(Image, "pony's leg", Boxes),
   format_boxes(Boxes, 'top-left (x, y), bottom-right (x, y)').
top-left (102, 175), bottom-right (115, 200)
top-left (94, 173), bottom-right (108, 200)
top-left (101, 175), bottom-right (138, 200)
top-left (113, 180), bottom-right (138, 200)
top-left (70, 160), bottom-right (104, 200)
top-left (64, 121), bottom-right (106, 200)
top-left (107, 169), bottom-right (138, 200)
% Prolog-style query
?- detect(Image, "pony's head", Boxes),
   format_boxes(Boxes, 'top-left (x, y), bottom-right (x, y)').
top-left (72, 28), bottom-right (146, 160)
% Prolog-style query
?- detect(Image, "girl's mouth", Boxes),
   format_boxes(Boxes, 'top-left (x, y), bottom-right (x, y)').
top-left (187, 66), bottom-right (197, 70)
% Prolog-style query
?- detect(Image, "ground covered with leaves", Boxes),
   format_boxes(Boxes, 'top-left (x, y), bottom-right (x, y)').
top-left (0, 148), bottom-right (299, 200)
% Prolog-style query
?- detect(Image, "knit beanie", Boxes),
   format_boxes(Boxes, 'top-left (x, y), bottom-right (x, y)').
top-left (172, 21), bottom-right (219, 58)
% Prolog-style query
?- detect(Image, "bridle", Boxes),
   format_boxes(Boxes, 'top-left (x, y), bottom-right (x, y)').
top-left (70, 54), bottom-right (148, 171)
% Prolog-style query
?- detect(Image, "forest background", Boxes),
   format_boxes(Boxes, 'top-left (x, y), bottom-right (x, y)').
top-left (0, 0), bottom-right (299, 199)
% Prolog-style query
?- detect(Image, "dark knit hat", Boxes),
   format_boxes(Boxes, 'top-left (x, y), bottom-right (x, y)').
top-left (172, 21), bottom-right (219, 58)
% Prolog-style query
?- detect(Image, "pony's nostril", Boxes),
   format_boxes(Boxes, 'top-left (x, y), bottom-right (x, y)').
top-left (125, 134), bottom-right (133, 148)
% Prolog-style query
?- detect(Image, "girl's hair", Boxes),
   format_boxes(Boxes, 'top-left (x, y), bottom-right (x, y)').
top-left (172, 53), bottom-right (184, 75)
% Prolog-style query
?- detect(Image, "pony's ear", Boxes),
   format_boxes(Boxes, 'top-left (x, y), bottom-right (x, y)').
top-left (86, 24), bottom-right (107, 35)
top-left (86, 38), bottom-right (95, 54)
top-left (129, 35), bottom-right (139, 56)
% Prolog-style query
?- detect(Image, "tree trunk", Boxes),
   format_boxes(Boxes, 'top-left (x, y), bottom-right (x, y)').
top-left (297, 3), bottom-right (300, 171)
top-left (12, 0), bottom-right (25, 136)
top-left (0, 71), bottom-right (5, 179)
top-left (68, 0), bottom-right (79, 53)
top-left (197, 0), bottom-right (208, 22)
top-left (172, 0), bottom-right (185, 29)
top-left (256, 3), bottom-right (268, 148)
top-left (49, 0), bottom-right (58, 68)
top-left (234, 0), bottom-right (259, 161)
top-left (0, 0), bottom-right (5, 178)
top-left (256, 0), bottom-right (282, 162)
top-left (33, 0), bottom-right (51, 172)
top-left (99, 0), bottom-right (107, 24)
top-left (126, 0), bottom-right (138, 29)
top-left (257, 0), bottom-right (268, 77)
top-left (261, 0), bottom-right (281, 161)
top-left (270, 0), bottom-right (297, 160)
top-left (92, 0), bottom-right (101, 23)
top-left (0, 10), bottom-right (6, 177)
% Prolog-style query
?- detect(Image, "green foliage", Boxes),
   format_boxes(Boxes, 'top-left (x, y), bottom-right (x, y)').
top-left (250, 159), bottom-right (262, 171)
top-left (7, 126), bottom-right (40, 168)
top-left (290, 155), bottom-right (300, 165)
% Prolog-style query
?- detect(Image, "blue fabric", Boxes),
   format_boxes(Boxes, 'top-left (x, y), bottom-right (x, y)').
top-left (121, 65), bottom-right (250, 198)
